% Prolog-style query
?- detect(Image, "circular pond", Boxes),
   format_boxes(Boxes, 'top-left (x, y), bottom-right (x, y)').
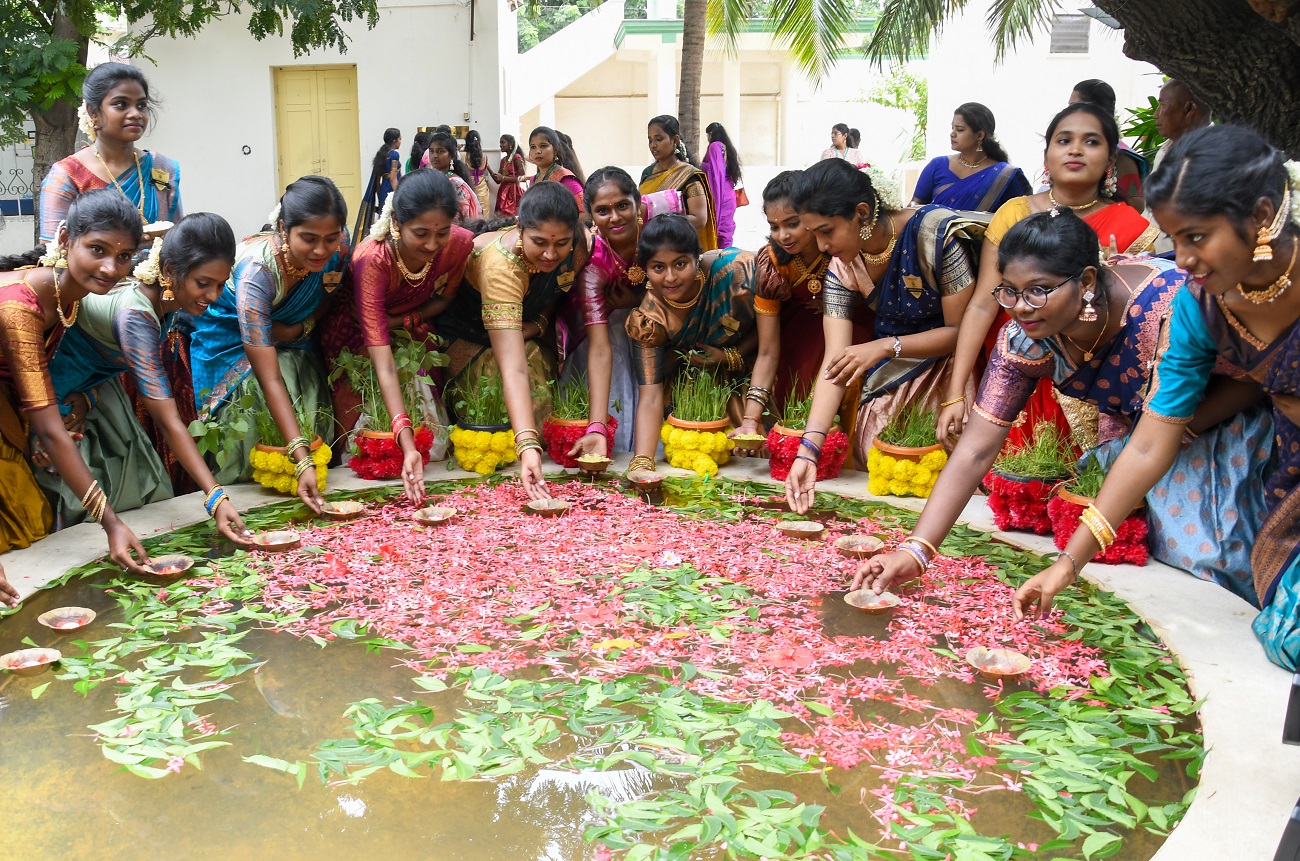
top-left (0, 476), bottom-right (1201, 860)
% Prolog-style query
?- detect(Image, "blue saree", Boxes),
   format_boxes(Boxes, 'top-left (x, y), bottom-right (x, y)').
top-left (912, 157), bottom-right (1031, 214)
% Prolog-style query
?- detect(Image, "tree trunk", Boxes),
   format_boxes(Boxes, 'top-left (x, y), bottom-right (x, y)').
top-left (678, 0), bottom-right (706, 164)
top-left (30, 13), bottom-right (89, 243)
top-left (1096, 0), bottom-right (1300, 157)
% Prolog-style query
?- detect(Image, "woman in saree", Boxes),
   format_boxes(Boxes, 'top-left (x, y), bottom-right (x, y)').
top-left (1014, 126), bottom-right (1300, 670)
top-left (321, 170), bottom-right (473, 503)
top-left (640, 115), bottom-right (718, 252)
top-left (493, 135), bottom-right (528, 218)
top-left (190, 176), bottom-right (350, 513)
top-left (37, 213), bottom-right (253, 545)
top-left (939, 103), bottom-right (1159, 455)
top-left (703, 122), bottom-right (742, 248)
top-left (910, 103), bottom-right (1030, 214)
top-left (733, 170), bottom-right (871, 443)
top-left (782, 159), bottom-right (982, 480)
top-left (464, 131), bottom-right (493, 216)
top-left (847, 208), bottom-right (1269, 607)
top-left (528, 126), bottom-right (586, 211)
top-left (820, 124), bottom-right (864, 166)
top-left (422, 133), bottom-right (481, 223)
top-left (0, 188), bottom-right (152, 575)
top-left (625, 214), bottom-right (758, 473)
top-left (437, 182), bottom-right (589, 499)
top-left (1070, 79), bottom-right (1147, 212)
top-left (406, 132), bottom-right (430, 175)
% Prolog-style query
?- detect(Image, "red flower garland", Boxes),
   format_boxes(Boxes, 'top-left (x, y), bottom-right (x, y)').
top-left (767, 428), bottom-right (849, 481)
top-left (349, 426), bottom-right (435, 481)
top-left (1046, 494), bottom-right (1149, 566)
top-left (984, 470), bottom-right (1062, 535)
top-left (542, 417), bottom-right (617, 467)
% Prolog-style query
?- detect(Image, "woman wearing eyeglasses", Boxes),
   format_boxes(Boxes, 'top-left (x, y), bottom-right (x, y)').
top-left (851, 207), bottom-right (1270, 599)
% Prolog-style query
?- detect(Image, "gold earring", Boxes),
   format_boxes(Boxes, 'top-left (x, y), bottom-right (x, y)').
top-left (389, 219), bottom-right (401, 244)
top-left (1255, 186), bottom-right (1292, 262)
top-left (160, 275), bottom-right (174, 302)
top-left (1079, 288), bottom-right (1098, 323)
top-left (54, 245), bottom-right (69, 269)
top-left (859, 220), bottom-right (874, 242)
top-left (1255, 224), bottom-right (1275, 263)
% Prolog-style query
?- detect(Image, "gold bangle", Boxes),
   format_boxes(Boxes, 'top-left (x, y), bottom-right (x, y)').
top-left (1083, 503), bottom-right (1116, 543)
top-left (628, 455), bottom-right (656, 473)
top-left (1078, 504), bottom-right (1115, 551)
top-left (514, 428), bottom-right (539, 439)
top-left (938, 396), bottom-right (966, 408)
top-left (80, 479), bottom-right (101, 509)
top-left (907, 535), bottom-right (939, 557)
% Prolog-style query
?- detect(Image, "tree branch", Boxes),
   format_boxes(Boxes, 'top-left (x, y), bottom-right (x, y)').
top-left (23, 0), bottom-right (52, 28)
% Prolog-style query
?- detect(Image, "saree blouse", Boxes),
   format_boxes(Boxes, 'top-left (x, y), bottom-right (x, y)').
top-left (348, 228), bottom-right (472, 348)
top-left (48, 283), bottom-right (172, 406)
top-left (912, 157), bottom-right (1031, 213)
top-left (625, 248), bottom-right (757, 385)
top-left (987, 196), bottom-right (1159, 255)
top-left (0, 275), bottom-right (62, 411)
top-left (40, 150), bottom-right (182, 243)
top-left (753, 245), bottom-right (830, 317)
top-left (576, 231), bottom-right (645, 328)
top-left (972, 259), bottom-right (1184, 430)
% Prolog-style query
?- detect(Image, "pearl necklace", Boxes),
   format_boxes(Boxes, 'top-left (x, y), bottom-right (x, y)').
top-left (392, 238), bottom-right (432, 284)
top-left (1047, 188), bottom-right (1098, 211)
top-left (1236, 240), bottom-right (1297, 304)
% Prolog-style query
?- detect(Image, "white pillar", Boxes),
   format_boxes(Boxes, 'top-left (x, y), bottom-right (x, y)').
top-left (722, 56), bottom-right (741, 138)
top-left (538, 96), bottom-right (556, 129)
top-left (654, 43), bottom-right (677, 116)
top-left (778, 61), bottom-right (801, 165)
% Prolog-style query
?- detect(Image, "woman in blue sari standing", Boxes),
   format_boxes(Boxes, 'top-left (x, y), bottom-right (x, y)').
top-left (910, 103), bottom-right (1030, 214)
top-left (190, 176), bottom-right (350, 512)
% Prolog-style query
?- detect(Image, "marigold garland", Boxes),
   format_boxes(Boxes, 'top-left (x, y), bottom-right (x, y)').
top-left (542, 417), bottom-right (618, 467)
top-left (349, 427), bottom-right (435, 481)
top-left (250, 441), bottom-right (331, 494)
top-left (766, 428), bottom-right (849, 481)
top-left (1047, 494), bottom-right (1149, 565)
top-left (984, 470), bottom-right (1061, 535)
top-left (867, 446), bottom-right (947, 498)
top-left (448, 426), bottom-right (517, 475)
top-left (660, 423), bottom-right (732, 477)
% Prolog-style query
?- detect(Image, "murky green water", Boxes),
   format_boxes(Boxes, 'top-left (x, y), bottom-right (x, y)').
top-left (0, 479), bottom-right (1198, 861)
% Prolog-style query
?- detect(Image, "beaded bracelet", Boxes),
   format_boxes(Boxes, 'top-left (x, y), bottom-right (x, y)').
top-left (204, 486), bottom-right (228, 518)
top-left (1056, 549), bottom-right (1080, 581)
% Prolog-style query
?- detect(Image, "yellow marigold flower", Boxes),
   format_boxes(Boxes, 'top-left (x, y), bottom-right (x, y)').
top-left (490, 431), bottom-right (512, 453)
top-left (889, 479), bottom-right (911, 496)
top-left (660, 423), bottom-right (672, 444)
top-left (313, 444), bottom-right (331, 465)
top-left (893, 460), bottom-right (916, 481)
top-left (680, 430), bottom-right (701, 451)
top-left (920, 450), bottom-right (948, 471)
top-left (316, 470), bottom-right (328, 491)
top-left (868, 476), bottom-right (890, 495)
top-left (274, 475), bottom-right (295, 494)
top-left (913, 465), bottom-right (932, 486)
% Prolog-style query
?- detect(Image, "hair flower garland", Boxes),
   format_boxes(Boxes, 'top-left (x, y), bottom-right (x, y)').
top-left (369, 196), bottom-right (395, 243)
top-left (77, 102), bottom-right (97, 143)
top-left (1285, 160), bottom-right (1300, 228)
top-left (267, 204), bottom-right (282, 227)
top-left (133, 237), bottom-right (164, 285)
top-left (661, 422), bottom-right (731, 477)
top-left (864, 165), bottom-right (903, 212)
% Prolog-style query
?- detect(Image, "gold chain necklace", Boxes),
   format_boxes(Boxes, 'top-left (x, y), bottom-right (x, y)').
top-left (391, 238), bottom-right (432, 284)
top-left (791, 253), bottom-right (828, 295)
top-left (859, 214), bottom-right (897, 268)
top-left (92, 146), bottom-right (146, 218)
top-left (1237, 239), bottom-right (1298, 304)
top-left (1063, 289), bottom-right (1111, 362)
top-left (957, 154), bottom-right (986, 169)
top-left (510, 236), bottom-right (540, 275)
top-left (1047, 187), bottom-right (1098, 212)
top-left (661, 272), bottom-right (703, 310)
top-left (53, 269), bottom-right (79, 327)
top-left (606, 230), bottom-right (645, 286)
top-left (275, 236), bottom-right (309, 283)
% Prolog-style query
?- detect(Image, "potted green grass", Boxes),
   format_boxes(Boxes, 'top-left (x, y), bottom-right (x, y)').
top-left (541, 375), bottom-right (618, 467)
top-left (986, 421), bottom-right (1075, 534)
top-left (766, 388), bottom-right (849, 481)
top-left (868, 403), bottom-right (947, 498)
top-left (663, 365), bottom-right (734, 476)
top-left (1047, 453), bottom-right (1150, 565)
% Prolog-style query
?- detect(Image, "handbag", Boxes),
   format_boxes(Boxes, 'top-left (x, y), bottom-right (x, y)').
top-left (735, 185), bottom-right (749, 207)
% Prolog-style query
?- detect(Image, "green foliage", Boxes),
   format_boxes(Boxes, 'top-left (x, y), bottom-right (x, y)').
top-left (865, 0), bottom-right (1057, 67)
top-left (876, 402), bottom-right (937, 448)
top-left (327, 331), bottom-right (447, 431)
top-left (670, 363), bottom-right (733, 422)
top-left (779, 386), bottom-right (814, 430)
top-left (1122, 95), bottom-right (1165, 166)
top-left (550, 374), bottom-right (592, 421)
top-left (450, 365), bottom-right (510, 426)
top-left (994, 421), bottom-right (1074, 479)
top-left (1065, 454), bottom-right (1107, 499)
top-left (864, 64), bottom-right (928, 160)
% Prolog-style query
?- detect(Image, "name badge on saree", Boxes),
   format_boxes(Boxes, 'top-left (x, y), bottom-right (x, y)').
top-left (322, 271), bottom-right (343, 288)
top-left (151, 167), bottom-right (171, 190)
top-left (433, 274), bottom-right (448, 294)
top-left (557, 270), bottom-right (575, 290)
top-left (720, 315), bottom-right (740, 334)
top-left (903, 275), bottom-right (924, 299)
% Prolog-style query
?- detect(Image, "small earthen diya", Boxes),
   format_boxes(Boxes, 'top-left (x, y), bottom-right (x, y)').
top-left (320, 500), bottom-right (366, 521)
top-left (1, 648), bottom-right (61, 677)
top-left (965, 647), bottom-right (1032, 682)
top-left (413, 505), bottom-right (457, 527)
top-left (626, 469), bottom-right (664, 490)
top-left (844, 589), bottom-right (900, 615)
top-left (37, 607), bottom-right (96, 632)
top-left (148, 555), bottom-right (195, 577)
top-left (835, 535), bottom-right (885, 559)
top-left (576, 454), bottom-right (612, 474)
top-left (252, 530), bottom-right (301, 553)
top-left (143, 220), bottom-right (174, 236)
top-left (731, 433), bottom-right (766, 452)
top-left (524, 499), bottom-right (570, 517)
top-left (778, 520), bottom-right (824, 540)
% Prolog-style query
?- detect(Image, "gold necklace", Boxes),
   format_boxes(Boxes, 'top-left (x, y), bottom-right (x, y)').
top-left (606, 229), bottom-right (645, 286)
top-left (391, 238), bottom-right (432, 284)
top-left (53, 269), bottom-right (79, 327)
top-left (859, 214), bottom-right (897, 268)
top-left (1047, 187), bottom-right (1098, 212)
top-left (660, 272), bottom-right (703, 310)
top-left (92, 146), bottom-right (146, 218)
top-left (957, 154), bottom-right (986, 169)
top-left (791, 253), bottom-right (828, 295)
top-left (1237, 240), bottom-right (1298, 304)
top-left (1063, 290), bottom-right (1111, 362)
top-left (275, 236), bottom-right (309, 283)
top-left (510, 237), bottom-right (540, 275)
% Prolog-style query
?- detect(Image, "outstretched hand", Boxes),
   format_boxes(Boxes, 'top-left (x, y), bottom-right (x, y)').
top-left (850, 550), bottom-right (922, 594)
top-left (0, 563), bottom-right (19, 608)
top-left (1011, 559), bottom-right (1076, 621)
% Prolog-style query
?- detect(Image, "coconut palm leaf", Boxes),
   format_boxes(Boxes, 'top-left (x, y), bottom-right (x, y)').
top-left (986, 0), bottom-right (1060, 60)
top-left (864, 0), bottom-right (969, 65)
top-left (708, 0), bottom-right (860, 82)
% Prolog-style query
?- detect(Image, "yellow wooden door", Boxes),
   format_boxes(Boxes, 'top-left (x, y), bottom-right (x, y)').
top-left (273, 66), bottom-right (362, 224)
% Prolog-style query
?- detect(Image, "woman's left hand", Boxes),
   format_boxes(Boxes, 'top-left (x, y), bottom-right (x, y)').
top-left (214, 500), bottom-right (254, 547)
top-left (824, 342), bottom-right (887, 386)
top-left (401, 449), bottom-right (426, 505)
top-left (567, 432), bottom-right (608, 460)
top-left (0, 563), bottom-right (19, 608)
top-left (519, 448), bottom-right (551, 500)
top-left (687, 346), bottom-right (725, 369)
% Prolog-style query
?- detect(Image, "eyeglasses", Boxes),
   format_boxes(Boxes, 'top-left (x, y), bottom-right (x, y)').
top-left (991, 272), bottom-right (1080, 310)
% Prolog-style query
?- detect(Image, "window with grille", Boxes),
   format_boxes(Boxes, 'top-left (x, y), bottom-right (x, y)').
top-left (1050, 15), bottom-right (1090, 54)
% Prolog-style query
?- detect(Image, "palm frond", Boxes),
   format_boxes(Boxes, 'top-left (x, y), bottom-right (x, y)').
top-left (707, 0), bottom-right (754, 58)
top-left (987, 0), bottom-right (1059, 60)
top-left (760, 0), bottom-right (860, 82)
top-left (863, 0), bottom-right (968, 67)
